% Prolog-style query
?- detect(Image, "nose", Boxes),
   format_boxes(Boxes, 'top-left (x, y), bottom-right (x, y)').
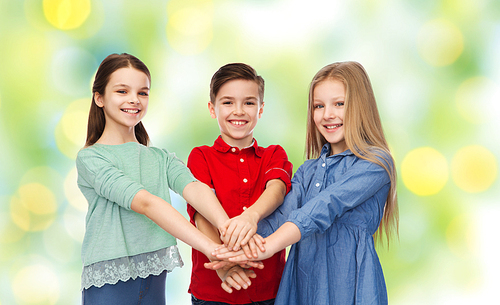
top-left (129, 97), bottom-right (140, 105)
top-left (324, 105), bottom-right (336, 119)
top-left (233, 103), bottom-right (245, 115)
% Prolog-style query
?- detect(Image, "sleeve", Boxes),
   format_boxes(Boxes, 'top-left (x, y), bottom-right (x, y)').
top-left (163, 149), bottom-right (197, 196)
top-left (185, 147), bottom-right (213, 220)
top-left (76, 149), bottom-right (144, 210)
top-left (288, 158), bottom-right (391, 239)
top-left (263, 145), bottom-right (293, 194)
top-left (257, 164), bottom-right (305, 237)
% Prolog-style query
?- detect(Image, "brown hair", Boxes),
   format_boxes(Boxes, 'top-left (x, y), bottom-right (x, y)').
top-left (306, 61), bottom-right (398, 245)
top-left (84, 53), bottom-right (151, 147)
top-left (209, 63), bottom-right (264, 104)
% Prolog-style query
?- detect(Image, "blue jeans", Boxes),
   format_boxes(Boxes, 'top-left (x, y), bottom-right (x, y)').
top-left (191, 295), bottom-right (275, 305)
top-left (82, 271), bottom-right (167, 305)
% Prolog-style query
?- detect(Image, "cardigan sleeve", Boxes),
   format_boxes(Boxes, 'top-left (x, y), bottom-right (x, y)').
top-left (76, 148), bottom-right (144, 210)
top-left (162, 148), bottom-right (197, 196)
top-left (287, 157), bottom-right (391, 239)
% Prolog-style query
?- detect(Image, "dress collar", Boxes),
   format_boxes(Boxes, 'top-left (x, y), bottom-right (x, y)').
top-left (320, 143), bottom-right (353, 161)
top-left (213, 136), bottom-right (264, 157)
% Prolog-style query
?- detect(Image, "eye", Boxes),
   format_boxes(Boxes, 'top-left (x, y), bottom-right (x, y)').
top-left (335, 102), bottom-right (344, 107)
top-left (313, 104), bottom-right (324, 109)
top-left (117, 90), bottom-right (127, 94)
top-left (245, 101), bottom-right (256, 106)
top-left (139, 92), bottom-right (149, 96)
top-left (222, 101), bottom-right (232, 105)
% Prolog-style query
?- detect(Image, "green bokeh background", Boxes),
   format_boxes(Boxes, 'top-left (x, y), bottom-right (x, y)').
top-left (1, 0), bottom-right (499, 304)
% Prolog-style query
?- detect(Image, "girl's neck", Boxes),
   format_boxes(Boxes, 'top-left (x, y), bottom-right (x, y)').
top-left (96, 126), bottom-right (138, 145)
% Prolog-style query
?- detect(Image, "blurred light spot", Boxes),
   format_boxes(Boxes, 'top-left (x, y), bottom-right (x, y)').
top-left (43, 222), bottom-right (76, 262)
top-left (401, 147), bottom-right (448, 196)
top-left (236, 0), bottom-right (344, 47)
top-left (446, 213), bottom-right (477, 259)
top-left (63, 205), bottom-right (85, 243)
top-left (455, 77), bottom-right (500, 124)
top-left (417, 19), bottom-right (464, 66)
top-left (51, 47), bottom-right (97, 96)
top-left (166, 0), bottom-right (213, 55)
top-left (19, 183), bottom-right (57, 215)
top-left (10, 183), bottom-right (57, 231)
top-left (0, 212), bottom-right (26, 244)
top-left (64, 167), bottom-right (87, 212)
top-left (55, 98), bottom-right (89, 159)
top-left (451, 145), bottom-right (497, 193)
top-left (12, 264), bottom-right (60, 304)
top-left (43, 0), bottom-right (91, 30)
top-left (20, 166), bottom-right (63, 196)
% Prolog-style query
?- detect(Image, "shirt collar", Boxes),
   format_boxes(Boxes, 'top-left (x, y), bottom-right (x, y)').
top-left (320, 143), bottom-right (353, 161)
top-left (213, 136), bottom-right (264, 157)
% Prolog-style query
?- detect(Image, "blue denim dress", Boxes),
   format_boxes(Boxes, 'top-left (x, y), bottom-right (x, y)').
top-left (258, 144), bottom-right (392, 305)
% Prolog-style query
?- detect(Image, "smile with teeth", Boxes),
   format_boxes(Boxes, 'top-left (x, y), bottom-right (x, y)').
top-left (230, 120), bottom-right (247, 126)
top-left (121, 109), bottom-right (140, 114)
top-left (325, 124), bottom-right (342, 129)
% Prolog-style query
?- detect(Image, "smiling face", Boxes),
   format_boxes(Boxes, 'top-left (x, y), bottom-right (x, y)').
top-left (209, 79), bottom-right (263, 149)
top-left (313, 79), bottom-right (347, 155)
top-left (94, 67), bottom-right (150, 139)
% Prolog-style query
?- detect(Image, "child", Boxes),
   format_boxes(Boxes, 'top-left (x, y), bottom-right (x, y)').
top-left (213, 61), bottom-right (399, 305)
top-left (76, 53), bottom-right (231, 304)
top-left (186, 63), bottom-right (293, 304)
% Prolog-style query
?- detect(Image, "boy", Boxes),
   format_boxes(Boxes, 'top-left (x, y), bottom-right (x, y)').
top-left (187, 63), bottom-right (293, 305)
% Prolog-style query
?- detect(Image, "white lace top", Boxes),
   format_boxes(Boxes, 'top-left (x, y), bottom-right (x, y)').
top-left (81, 246), bottom-right (183, 290)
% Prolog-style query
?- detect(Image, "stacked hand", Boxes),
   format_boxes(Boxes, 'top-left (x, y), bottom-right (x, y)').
top-left (209, 213), bottom-right (270, 293)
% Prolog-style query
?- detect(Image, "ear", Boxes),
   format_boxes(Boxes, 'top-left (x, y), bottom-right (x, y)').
top-left (208, 101), bottom-right (217, 119)
top-left (94, 92), bottom-right (104, 108)
top-left (258, 102), bottom-right (264, 118)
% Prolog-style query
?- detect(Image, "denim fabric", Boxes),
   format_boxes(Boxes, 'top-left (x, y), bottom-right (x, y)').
top-left (82, 271), bottom-right (167, 305)
top-left (191, 294), bottom-right (275, 305)
top-left (258, 144), bottom-right (392, 305)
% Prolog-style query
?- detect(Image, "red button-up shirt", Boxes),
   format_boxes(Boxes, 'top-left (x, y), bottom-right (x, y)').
top-left (187, 136), bottom-right (293, 303)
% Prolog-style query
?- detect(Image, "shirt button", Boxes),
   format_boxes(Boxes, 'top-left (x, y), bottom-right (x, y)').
top-left (243, 206), bottom-right (247, 210)
top-left (240, 158), bottom-right (244, 162)
top-left (231, 148), bottom-right (236, 152)
top-left (315, 183), bottom-right (320, 187)
top-left (322, 163), bottom-right (325, 167)
top-left (243, 178), bottom-right (248, 183)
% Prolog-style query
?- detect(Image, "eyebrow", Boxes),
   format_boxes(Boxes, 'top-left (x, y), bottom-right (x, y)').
top-left (112, 83), bottom-right (150, 90)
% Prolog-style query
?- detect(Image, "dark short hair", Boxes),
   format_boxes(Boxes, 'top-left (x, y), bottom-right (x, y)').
top-left (209, 63), bottom-right (264, 104)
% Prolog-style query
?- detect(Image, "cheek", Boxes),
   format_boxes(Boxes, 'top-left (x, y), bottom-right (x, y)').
top-left (313, 111), bottom-right (323, 125)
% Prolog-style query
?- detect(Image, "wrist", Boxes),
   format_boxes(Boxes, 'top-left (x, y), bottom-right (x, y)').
top-left (242, 209), bottom-right (260, 224)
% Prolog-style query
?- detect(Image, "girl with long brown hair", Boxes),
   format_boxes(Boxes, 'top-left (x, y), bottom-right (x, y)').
top-left (77, 53), bottom-right (232, 304)
top-left (212, 61), bottom-right (398, 305)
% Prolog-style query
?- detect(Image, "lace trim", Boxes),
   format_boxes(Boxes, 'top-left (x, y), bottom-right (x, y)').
top-left (81, 246), bottom-right (183, 290)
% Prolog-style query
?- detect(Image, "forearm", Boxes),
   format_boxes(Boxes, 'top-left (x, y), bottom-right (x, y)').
top-left (242, 179), bottom-right (286, 224)
top-left (131, 190), bottom-right (218, 257)
top-left (265, 221), bottom-right (301, 254)
top-left (194, 212), bottom-right (222, 243)
top-left (183, 181), bottom-right (229, 229)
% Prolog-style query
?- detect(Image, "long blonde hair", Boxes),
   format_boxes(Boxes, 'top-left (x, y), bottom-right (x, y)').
top-left (305, 61), bottom-right (398, 244)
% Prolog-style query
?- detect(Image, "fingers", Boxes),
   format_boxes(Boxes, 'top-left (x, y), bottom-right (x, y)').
top-left (221, 282), bottom-right (233, 294)
top-left (238, 228), bottom-right (256, 249)
top-left (214, 248), bottom-right (246, 260)
top-left (242, 261), bottom-right (264, 269)
top-left (241, 244), bottom-right (254, 259)
top-left (247, 237), bottom-right (259, 258)
top-left (252, 234), bottom-right (266, 253)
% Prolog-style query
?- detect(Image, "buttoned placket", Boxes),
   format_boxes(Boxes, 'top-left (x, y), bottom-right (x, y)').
top-left (233, 147), bottom-right (251, 212)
